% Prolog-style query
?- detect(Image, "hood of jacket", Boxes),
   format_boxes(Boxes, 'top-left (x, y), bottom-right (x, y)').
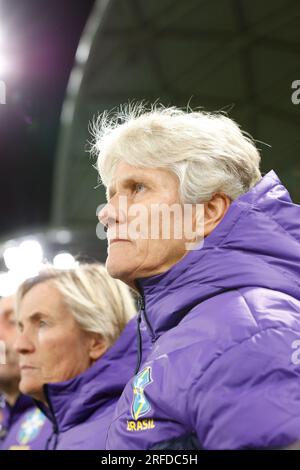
top-left (136, 170), bottom-right (300, 339)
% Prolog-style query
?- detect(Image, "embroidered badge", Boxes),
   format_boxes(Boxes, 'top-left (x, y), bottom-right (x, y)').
top-left (17, 408), bottom-right (46, 445)
top-left (131, 366), bottom-right (153, 420)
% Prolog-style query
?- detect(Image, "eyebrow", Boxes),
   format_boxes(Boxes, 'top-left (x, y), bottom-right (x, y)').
top-left (0, 308), bottom-right (14, 318)
top-left (18, 311), bottom-right (51, 327)
top-left (108, 175), bottom-right (152, 199)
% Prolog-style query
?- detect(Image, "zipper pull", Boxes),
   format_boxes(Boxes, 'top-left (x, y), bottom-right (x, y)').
top-left (137, 296), bottom-right (145, 312)
top-left (135, 309), bottom-right (143, 375)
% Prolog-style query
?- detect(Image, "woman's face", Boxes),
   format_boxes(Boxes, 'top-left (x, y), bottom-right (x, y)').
top-left (99, 162), bottom-right (231, 287)
top-left (14, 280), bottom-right (98, 402)
top-left (99, 162), bottom-right (189, 286)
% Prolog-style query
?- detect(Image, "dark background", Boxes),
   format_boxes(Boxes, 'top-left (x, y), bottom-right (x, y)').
top-left (0, 0), bottom-right (95, 236)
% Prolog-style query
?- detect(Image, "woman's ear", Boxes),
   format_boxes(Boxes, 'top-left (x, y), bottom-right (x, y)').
top-left (203, 193), bottom-right (231, 237)
top-left (88, 333), bottom-right (108, 362)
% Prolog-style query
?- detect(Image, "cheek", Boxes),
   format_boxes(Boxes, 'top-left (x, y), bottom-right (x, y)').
top-left (5, 348), bottom-right (19, 366)
top-left (38, 330), bottom-right (90, 382)
top-left (24, 330), bottom-right (63, 384)
top-left (5, 331), bottom-right (17, 350)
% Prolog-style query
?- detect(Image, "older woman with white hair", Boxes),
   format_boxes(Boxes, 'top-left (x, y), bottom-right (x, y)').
top-left (93, 103), bottom-right (300, 450)
top-left (14, 263), bottom-right (150, 450)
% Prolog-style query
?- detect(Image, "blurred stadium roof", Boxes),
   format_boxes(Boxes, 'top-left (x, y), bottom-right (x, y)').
top-left (51, 0), bottom-right (300, 235)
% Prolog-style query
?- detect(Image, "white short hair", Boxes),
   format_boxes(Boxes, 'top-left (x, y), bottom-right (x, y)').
top-left (15, 263), bottom-right (136, 348)
top-left (91, 102), bottom-right (262, 202)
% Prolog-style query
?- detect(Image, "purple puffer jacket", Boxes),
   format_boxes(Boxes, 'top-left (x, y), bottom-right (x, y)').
top-left (106, 170), bottom-right (300, 450)
top-left (36, 316), bottom-right (151, 450)
top-left (0, 394), bottom-right (52, 450)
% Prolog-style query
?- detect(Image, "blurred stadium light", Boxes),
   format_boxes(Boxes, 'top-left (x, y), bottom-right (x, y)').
top-left (0, 226), bottom-right (106, 296)
top-left (53, 252), bottom-right (77, 269)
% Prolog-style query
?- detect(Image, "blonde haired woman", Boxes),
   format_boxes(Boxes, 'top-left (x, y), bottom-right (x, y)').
top-left (14, 263), bottom-right (149, 449)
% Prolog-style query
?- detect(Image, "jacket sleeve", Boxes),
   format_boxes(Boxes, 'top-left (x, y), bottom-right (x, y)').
top-left (188, 326), bottom-right (300, 449)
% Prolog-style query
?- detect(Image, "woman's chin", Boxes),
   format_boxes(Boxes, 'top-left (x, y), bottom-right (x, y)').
top-left (106, 256), bottom-right (135, 283)
top-left (20, 378), bottom-right (43, 401)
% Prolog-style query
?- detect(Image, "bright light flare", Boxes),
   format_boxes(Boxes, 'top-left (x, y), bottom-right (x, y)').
top-left (53, 252), bottom-right (77, 270)
top-left (3, 240), bottom-right (43, 271)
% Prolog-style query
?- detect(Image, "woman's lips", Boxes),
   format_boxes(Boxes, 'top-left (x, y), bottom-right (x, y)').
top-left (109, 239), bottom-right (130, 245)
top-left (20, 365), bottom-right (37, 371)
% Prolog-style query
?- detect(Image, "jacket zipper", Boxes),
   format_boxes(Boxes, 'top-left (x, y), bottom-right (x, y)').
top-left (138, 294), bottom-right (156, 341)
top-left (135, 295), bottom-right (156, 375)
top-left (135, 310), bottom-right (143, 375)
top-left (44, 386), bottom-right (59, 450)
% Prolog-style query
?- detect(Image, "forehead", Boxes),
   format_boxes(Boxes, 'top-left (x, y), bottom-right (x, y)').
top-left (112, 162), bottom-right (152, 181)
top-left (18, 281), bottom-right (63, 319)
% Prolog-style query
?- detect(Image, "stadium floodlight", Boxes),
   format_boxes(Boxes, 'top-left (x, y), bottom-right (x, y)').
top-left (0, 53), bottom-right (13, 76)
top-left (3, 240), bottom-right (43, 272)
top-left (19, 240), bottom-right (43, 267)
top-left (53, 252), bottom-right (77, 270)
top-left (0, 266), bottom-right (40, 297)
top-left (55, 230), bottom-right (72, 244)
top-left (3, 246), bottom-right (20, 271)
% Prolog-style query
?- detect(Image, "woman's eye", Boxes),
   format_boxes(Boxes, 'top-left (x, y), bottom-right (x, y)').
top-left (39, 320), bottom-right (47, 328)
top-left (135, 183), bottom-right (145, 193)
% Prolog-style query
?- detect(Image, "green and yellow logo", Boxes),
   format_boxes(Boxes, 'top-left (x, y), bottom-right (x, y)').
top-left (131, 366), bottom-right (153, 420)
top-left (17, 408), bottom-right (46, 445)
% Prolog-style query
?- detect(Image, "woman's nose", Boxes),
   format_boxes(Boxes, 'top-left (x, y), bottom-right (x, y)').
top-left (14, 331), bottom-right (34, 354)
top-left (98, 202), bottom-right (120, 228)
top-left (98, 205), bottom-right (107, 225)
